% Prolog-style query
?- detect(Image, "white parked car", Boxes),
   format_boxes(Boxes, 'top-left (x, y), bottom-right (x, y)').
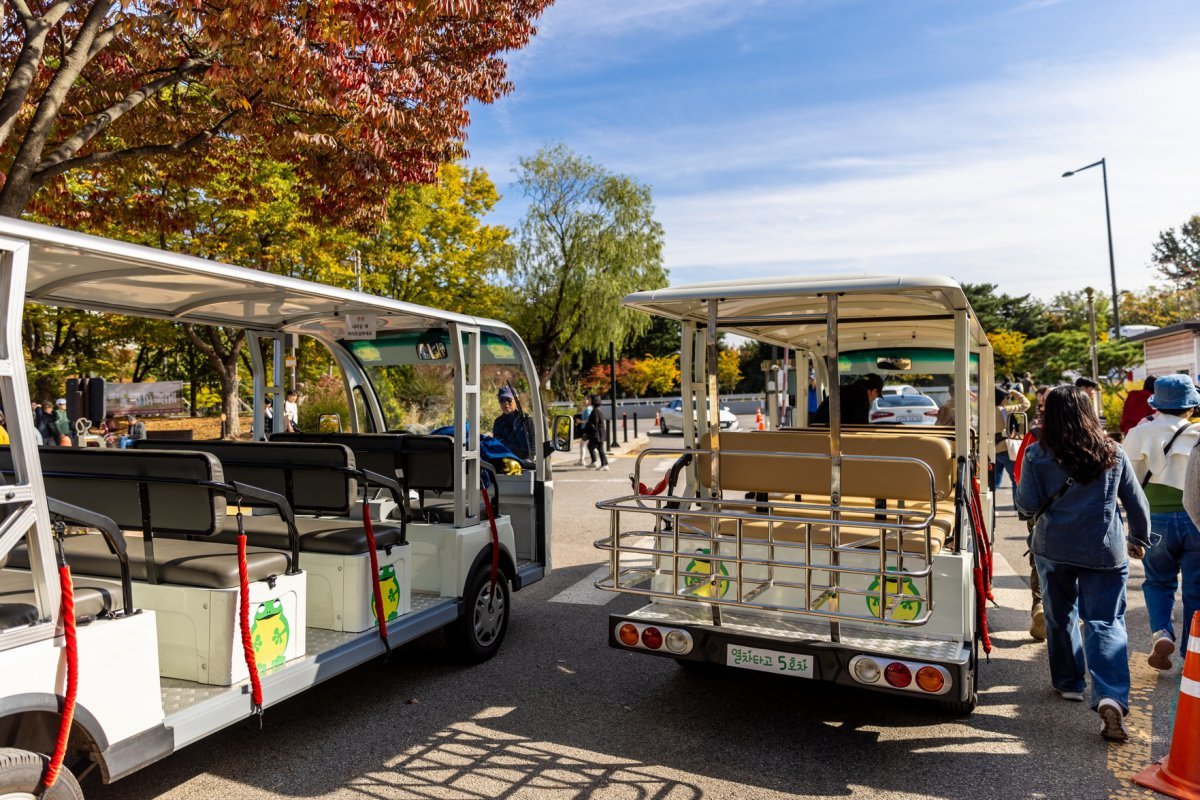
top-left (882, 384), bottom-right (922, 397)
top-left (869, 393), bottom-right (940, 425)
top-left (658, 398), bottom-right (739, 433)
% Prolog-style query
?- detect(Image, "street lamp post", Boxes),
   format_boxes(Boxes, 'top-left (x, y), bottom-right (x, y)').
top-left (1062, 158), bottom-right (1121, 339)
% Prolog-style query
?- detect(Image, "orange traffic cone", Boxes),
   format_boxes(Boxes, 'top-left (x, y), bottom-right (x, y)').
top-left (654, 410), bottom-right (660, 428)
top-left (1133, 611), bottom-right (1200, 799)
top-left (755, 408), bottom-right (765, 431)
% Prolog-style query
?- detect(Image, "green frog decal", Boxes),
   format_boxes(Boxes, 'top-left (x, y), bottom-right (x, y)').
top-left (250, 598), bottom-right (290, 670)
top-left (373, 564), bottom-right (401, 621)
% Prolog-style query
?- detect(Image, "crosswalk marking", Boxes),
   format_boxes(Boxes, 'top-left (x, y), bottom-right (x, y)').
top-left (549, 537), bottom-right (654, 605)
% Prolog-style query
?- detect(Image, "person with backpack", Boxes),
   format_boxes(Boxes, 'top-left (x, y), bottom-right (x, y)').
top-left (1015, 385), bottom-right (1151, 742)
top-left (1123, 374), bottom-right (1200, 670)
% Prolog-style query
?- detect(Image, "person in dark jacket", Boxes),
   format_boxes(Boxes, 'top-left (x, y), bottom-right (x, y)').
top-left (35, 401), bottom-right (58, 446)
top-left (492, 386), bottom-right (533, 461)
top-left (582, 394), bottom-right (608, 470)
top-left (1015, 385), bottom-right (1151, 743)
top-left (810, 373), bottom-right (883, 426)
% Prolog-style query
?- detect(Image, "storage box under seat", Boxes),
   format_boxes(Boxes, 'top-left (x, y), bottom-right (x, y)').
top-left (77, 571), bottom-right (307, 685)
top-left (303, 544), bottom-right (411, 632)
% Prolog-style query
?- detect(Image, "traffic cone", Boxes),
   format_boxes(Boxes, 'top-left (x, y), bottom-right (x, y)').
top-left (1133, 611), bottom-right (1200, 799)
top-left (654, 410), bottom-right (660, 428)
top-left (755, 408), bottom-right (765, 431)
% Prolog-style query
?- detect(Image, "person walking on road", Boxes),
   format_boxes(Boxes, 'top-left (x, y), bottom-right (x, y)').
top-left (1015, 385), bottom-right (1151, 742)
top-left (583, 394), bottom-right (609, 471)
top-left (994, 386), bottom-right (1031, 490)
top-left (1127, 374), bottom-right (1200, 669)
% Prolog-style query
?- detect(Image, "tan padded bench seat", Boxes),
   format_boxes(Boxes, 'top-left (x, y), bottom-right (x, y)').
top-left (697, 430), bottom-right (955, 502)
top-left (0, 568), bottom-right (125, 628)
top-left (8, 534), bottom-right (289, 590)
top-left (216, 515), bottom-right (404, 556)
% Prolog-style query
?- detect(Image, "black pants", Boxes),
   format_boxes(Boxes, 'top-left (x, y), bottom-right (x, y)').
top-left (587, 438), bottom-right (608, 467)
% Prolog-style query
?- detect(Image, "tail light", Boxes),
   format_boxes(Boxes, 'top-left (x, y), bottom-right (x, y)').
top-left (871, 411), bottom-right (895, 421)
top-left (916, 666), bottom-right (945, 693)
top-left (641, 627), bottom-right (664, 649)
top-left (613, 622), bottom-right (692, 655)
top-left (924, 410), bottom-right (939, 417)
top-left (884, 662), bottom-right (912, 688)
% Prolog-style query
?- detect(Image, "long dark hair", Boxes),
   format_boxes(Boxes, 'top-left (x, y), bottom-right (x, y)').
top-left (1039, 385), bottom-right (1117, 483)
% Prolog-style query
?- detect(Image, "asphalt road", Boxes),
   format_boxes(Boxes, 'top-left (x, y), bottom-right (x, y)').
top-left (90, 427), bottom-right (1187, 800)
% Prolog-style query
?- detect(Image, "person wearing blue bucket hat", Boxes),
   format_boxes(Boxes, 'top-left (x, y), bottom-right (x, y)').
top-left (1123, 373), bottom-right (1200, 669)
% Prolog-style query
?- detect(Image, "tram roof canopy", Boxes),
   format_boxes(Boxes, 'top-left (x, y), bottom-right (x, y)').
top-left (622, 275), bottom-right (990, 352)
top-left (0, 217), bottom-right (510, 336)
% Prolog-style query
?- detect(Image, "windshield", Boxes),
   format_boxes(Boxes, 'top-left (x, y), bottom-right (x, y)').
top-left (345, 329), bottom-right (533, 433)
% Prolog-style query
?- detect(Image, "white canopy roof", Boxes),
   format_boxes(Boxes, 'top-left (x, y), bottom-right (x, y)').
top-left (0, 217), bottom-right (512, 337)
top-left (622, 274), bottom-right (989, 352)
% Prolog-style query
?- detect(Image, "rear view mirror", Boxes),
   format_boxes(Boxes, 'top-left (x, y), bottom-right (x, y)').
top-left (318, 412), bottom-right (342, 433)
top-left (1007, 411), bottom-right (1028, 440)
top-left (552, 414), bottom-right (574, 452)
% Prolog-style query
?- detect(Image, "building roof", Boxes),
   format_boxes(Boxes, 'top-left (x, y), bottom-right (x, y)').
top-left (1127, 321), bottom-right (1200, 343)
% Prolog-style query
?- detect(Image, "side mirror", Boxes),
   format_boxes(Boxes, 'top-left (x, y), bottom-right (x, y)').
top-left (318, 412), bottom-right (342, 433)
top-left (551, 414), bottom-right (574, 452)
top-left (1007, 411), bottom-right (1028, 440)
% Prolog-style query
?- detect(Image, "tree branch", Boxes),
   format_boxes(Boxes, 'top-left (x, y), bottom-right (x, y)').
top-left (33, 103), bottom-right (239, 186)
top-left (35, 56), bottom-right (214, 176)
top-left (0, 0), bottom-right (80, 150)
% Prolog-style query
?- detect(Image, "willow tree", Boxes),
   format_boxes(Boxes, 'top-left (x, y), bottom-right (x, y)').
top-left (509, 144), bottom-right (667, 391)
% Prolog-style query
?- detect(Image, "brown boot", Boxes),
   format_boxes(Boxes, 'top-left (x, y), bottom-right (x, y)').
top-left (1029, 603), bottom-right (1047, 642)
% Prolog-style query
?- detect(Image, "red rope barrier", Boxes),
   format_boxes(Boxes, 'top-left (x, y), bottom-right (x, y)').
top-left (361, 501), bottom-right (390, 654)
top-left (40, 564), bottom-right (78, 793)
top-left (236, 515), bottom-right (264, 717)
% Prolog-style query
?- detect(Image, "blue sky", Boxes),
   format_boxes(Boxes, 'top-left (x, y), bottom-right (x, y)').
top-left (463, 0), bottom-right (1200, 300)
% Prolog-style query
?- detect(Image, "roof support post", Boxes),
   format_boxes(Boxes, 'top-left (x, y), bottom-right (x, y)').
top-left (0, 236), bottom-right (58, 651)
top-left (825, 293), bottom-right (842, 642)
top-left (248, 331), bottom-right (286, 440)
top-left (679, 320), bottom-right (698, 496)
top-left (954, 311), bottom-right (970, 461)
top-left (450, 324), bottom-right (480, 528)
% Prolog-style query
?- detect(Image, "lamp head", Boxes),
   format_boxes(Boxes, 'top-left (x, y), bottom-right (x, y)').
top-left (1061, 171), bottom-right (1075, 178)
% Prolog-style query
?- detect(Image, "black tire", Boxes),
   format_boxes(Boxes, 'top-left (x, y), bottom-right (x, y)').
top-left (940, 643), bottom-right (980, 716)
top-left (447, 563), bottom-right (510, 663)
top-left (660, 419), bottom-right (669, 434)
top-left (675, 658), bottom-right (721, 674)
top-left (0, 748), bottom-right (84, 799)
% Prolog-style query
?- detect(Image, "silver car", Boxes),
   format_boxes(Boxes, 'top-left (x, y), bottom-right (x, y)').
top-left (869, 393), bottom-right (940, 425)
top-left (659, 398), bottom-right (740, 433)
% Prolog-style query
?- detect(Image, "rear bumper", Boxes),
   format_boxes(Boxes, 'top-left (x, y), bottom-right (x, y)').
top-left (608, 608), bottom-right (972, 703)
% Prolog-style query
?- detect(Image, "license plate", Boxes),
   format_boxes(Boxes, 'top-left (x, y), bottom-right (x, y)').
top-left (896, 415), bottom-right (922, 423)
top-left (726, 644), bottom-right (812, 678)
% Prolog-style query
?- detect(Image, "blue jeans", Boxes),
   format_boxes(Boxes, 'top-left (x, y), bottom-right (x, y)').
top-left (1035, 555), bottom-right (1130, 712)
top-left (995, 451), bottom-right (1015, 488)
top-left (1143, 511), bottom-right (1200, 653)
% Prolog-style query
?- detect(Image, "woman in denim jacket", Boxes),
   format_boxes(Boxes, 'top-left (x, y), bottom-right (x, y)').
top-left (1015, 385), bottom-right (1151, 742)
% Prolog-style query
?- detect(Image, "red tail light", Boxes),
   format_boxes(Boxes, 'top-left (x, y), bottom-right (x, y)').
top-left (641, 627), bottom-right (664, 649)
top-left (884, 661), bottom-right (912, 688)
top-left (924, 410), bottom-right (939, 417)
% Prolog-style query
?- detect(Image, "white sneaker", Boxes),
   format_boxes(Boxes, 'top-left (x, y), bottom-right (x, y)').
top-left (1148, 630), bottom-right (1175, 671)
top-left (600, 465), bottom-right (610, 471)
top-left (1055, 688), bottom-right (1084, 702)
top-left (1097, 698), bottom-right (1130, 742)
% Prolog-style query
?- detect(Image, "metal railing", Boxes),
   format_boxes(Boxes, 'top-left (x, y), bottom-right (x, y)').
top-left (594, 447), bottom-right (945, 627)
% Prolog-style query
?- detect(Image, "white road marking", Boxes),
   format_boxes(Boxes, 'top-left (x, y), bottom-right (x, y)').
top-left (550, 537), bottom-right (654, 605)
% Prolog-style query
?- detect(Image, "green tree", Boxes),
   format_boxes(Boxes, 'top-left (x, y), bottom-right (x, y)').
top-left (1046, 290), bottom-right (1111, 334)
top-left (508, 144), bottom-right (667, 390)
top-left (625, 316), bottom-right (681, 359)
top-left (962, 283), bottom-right (1050, 338)
top-left (1152, 215), bottom-right (1200, 286)
top-left (1019, 331), bottom-right (1141, 386)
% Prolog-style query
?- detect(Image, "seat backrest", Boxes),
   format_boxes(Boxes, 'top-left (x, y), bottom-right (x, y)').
top-left (132, 440), bottom-right (357, 514)
top-left (400, 435), bottom-right (455, 492)
top-left (0, 446), bottom-right (226, 535)
top-left (696, 430), bottom-right (954, 501)
top-left (269, 432), bottom-right (402, 480)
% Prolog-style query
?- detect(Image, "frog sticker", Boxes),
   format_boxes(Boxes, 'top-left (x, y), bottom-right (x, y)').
top-left (865, 568), bottom-right (923, 621)
top-left (683, 549), bottom-right (730, 598)
top-left (250, 599), bottom-right (290, 670)
top-left (373, 564), bottom-right (401, 621)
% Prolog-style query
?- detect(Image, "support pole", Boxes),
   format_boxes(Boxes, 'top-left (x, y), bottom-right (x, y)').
top-left (609, 341), bottom-right (618, 451)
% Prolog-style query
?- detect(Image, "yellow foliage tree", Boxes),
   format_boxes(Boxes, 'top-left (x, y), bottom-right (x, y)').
top-left (989, 329), bottom-right (1028, 377)
top-left (717, 349), bottom-right (742, 391)
top-left (640, 354), bottom-right (680, 395)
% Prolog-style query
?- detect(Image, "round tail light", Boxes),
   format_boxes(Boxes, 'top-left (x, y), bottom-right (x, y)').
top-left (618, 623), bottom-right (639, 646)
top-left (641, 627), bottom-right (664, 649)
top-left (665, 630), bottom-right (691, 654)
top-left (916, 666), bottom-right (945, 693)
top-left (852, 657), bottom-right (881, 684)
top-left (884, 662), bottom-right (912, 688)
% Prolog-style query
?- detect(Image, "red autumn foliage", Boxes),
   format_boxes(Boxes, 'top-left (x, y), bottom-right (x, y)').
top-left (0, 0), bottom-right (553, 219)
